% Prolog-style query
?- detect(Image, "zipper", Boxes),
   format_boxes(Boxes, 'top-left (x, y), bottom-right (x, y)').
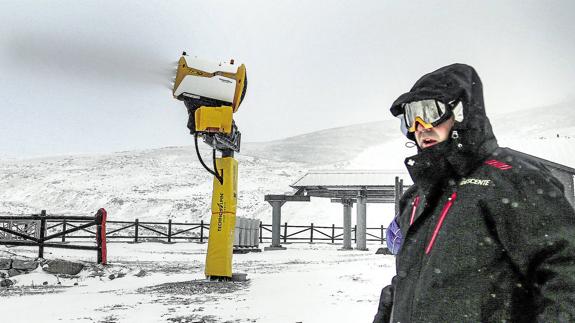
top-left (425, 192), bottom-right (457, 255)
top-left (409, 196), bottom-right (421, 226)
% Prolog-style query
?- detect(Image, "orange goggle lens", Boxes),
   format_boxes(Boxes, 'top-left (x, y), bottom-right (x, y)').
top-left (407, 117), bottom-right (434, 132)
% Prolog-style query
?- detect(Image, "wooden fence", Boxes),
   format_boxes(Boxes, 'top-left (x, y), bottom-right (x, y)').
top-left (36, 219), bottom-right (387, 244)
top-left (0, 209), bottom-right (108, 264)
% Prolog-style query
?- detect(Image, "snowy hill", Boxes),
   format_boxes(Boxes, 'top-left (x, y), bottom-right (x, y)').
top-left (1, 102), bottom-right (574, 226)
top-left (0, 146), bottom-right (308, 223)
top-left (491, 101), bottom-right (575, 167)
top-left (241, 120), bottom-right (397, 165)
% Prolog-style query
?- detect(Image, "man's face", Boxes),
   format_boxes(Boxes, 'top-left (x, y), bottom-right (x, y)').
top-left (414, 116), bottom-right (455, 149)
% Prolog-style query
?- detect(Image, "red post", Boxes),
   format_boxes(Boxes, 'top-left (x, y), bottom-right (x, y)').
top-left (96, 208), bottom-right (107, 265)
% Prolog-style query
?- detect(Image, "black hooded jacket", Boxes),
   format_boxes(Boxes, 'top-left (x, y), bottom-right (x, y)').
top-left (374, 64), bottom-right (575, 322)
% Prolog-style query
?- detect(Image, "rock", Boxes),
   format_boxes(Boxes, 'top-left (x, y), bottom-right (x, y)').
top-left (7, 268), bottom-right (21, 277)
top-left (42, 259), bottom-right (84, 275)
top-left (116, 272), bottom-right (126, 279)
top-left (0, 278), bottom-right (14, 287)
top-left (0, 258), bottom-right (11, 270)
top-left (108, 274), bottom-right (116, 280)
top-left (134, 269), bottom-right (147, 277)
top-left (0, 271), bottom-right (6, 278)
top-left (42, 281), bottom-right (48, 285)
top-left (12, 259), bottom-right (38, 271)
top-left (87, 268), bottom-right (104, 278)
top-left (375, 247), bottom-right (393, 255)
top-left (231, 273), bottom-right (248, 282)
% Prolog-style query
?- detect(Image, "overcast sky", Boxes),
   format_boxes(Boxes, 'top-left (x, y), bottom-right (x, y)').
top-left (0, 0), bottom-right (574, 158)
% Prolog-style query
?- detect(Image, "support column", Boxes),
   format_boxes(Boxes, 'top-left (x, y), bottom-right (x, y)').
top-left (394, 176), bottom-right (405, 215)
top-left (340, 199), bottom-right (353, 250)
top-left (356, 190), bottom-right (368, 251)
top-left (263, 194), bottom-right (310, 251)
top-left (266, 200), bottom-right (286, 250)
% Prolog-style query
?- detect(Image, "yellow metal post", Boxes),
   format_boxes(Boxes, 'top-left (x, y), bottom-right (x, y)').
top-left (205, 157), bottom-right (238, 278)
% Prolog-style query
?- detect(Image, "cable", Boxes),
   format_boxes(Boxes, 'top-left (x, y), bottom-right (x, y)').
top-left (194, 134), bottom-right (224, 184)
top-left (212, 148), bottom-right (223, 184)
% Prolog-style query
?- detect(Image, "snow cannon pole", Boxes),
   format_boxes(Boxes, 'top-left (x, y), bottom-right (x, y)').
top-left (205, 156), bottom-right (238, 278)
top-left (171, 53), bottom-right (247, 280)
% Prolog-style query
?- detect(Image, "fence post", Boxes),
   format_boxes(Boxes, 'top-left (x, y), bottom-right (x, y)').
top-left (381, 225), bottom-right (384, 244)
top-left (167, 219), bottom-right (172, 243)
top-left (331, 224), bottom-right (335, 244)
top-left (310, 223), bottom-right (314, 243)
top-left (61, 220), bottom-right (67, 243)
top-left (199, 220), bottom-right (204, 243)
top-left (134, 218), bottom-right (139, 243)
top-left (354, 224), bottom-right (357, 242)
top-left (38, 210), bottom-right (46, 259)
top-left (259, 222), bottom-right (263, 243)
top-left (283, 222), bottom-right (288, 243)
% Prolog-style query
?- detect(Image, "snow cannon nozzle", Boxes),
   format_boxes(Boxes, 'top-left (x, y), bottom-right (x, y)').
top-left (172, 53), bottom-right (248, 154)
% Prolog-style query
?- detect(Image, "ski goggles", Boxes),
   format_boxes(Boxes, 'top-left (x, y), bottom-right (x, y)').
top-left (403, 99), bottom-right (452, 132)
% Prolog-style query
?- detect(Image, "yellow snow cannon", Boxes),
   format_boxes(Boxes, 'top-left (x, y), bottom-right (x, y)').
top-left (172, 52), bottom-right (247, 280)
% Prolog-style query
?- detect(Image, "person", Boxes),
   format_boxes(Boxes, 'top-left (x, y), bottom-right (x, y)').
top-left (373, 64), bottom-right (575, 322)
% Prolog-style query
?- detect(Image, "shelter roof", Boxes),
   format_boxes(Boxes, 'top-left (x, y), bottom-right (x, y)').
top-left (290, 170), bottom-right (411, 203)
top-left (291, 170), bottom-right (412, 188)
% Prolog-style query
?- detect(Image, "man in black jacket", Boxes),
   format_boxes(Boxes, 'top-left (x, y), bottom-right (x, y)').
top-left (373, 64), bottom-right (575, 322)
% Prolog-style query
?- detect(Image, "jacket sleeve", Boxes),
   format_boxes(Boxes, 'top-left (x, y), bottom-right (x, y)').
top-left (373, 277), bottom-right (396, 323)
top-left (481, 169), bottom-right (575, 321)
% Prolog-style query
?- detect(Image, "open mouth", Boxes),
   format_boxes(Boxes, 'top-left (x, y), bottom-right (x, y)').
top-left (421, 138), bottom-right (438, 148)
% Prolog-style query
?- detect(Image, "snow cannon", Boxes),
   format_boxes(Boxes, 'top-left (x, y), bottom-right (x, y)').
top-left (172, 52), bottom-right (248, 281)
top-left (172, 53), bottom-right (246, 152)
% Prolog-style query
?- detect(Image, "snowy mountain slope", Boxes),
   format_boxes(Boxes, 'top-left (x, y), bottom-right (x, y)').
top-left (241, 120), bottom-right (397, 165)
top-left (491, 101), bottom-right (575, 167)
top-left (1, 102), bottom-right (573, 227)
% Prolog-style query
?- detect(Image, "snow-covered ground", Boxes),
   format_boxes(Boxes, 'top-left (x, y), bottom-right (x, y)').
top-left (0, 242), bottom-right (394, 323)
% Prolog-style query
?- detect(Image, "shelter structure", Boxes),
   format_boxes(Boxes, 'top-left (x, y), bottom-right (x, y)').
top-left (508, 148), bottom-right (575, 207)
top-left (264, 170), bottom-right (411, 251)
